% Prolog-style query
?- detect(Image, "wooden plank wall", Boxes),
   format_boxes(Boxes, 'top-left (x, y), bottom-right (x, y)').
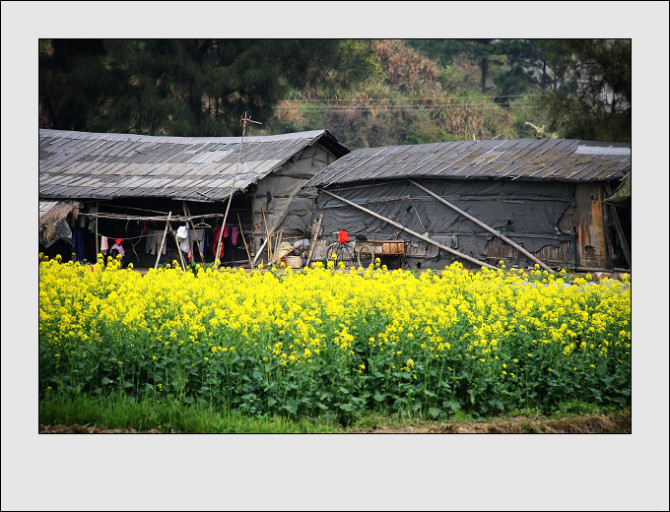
top-left (574, 183), bottom-right (609, 269)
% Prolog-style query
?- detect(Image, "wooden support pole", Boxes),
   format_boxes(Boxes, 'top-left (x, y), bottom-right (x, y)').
top-left (262, 210), bottom-right (272, 263)
top-left (183, 202), bottom-right (205, 265)
top-left (272, 230), bottom-right (284, 265)
top-left (609, 206), bottom-right (631, 268)
top-left (95, 201), bottom-right (99, 257)
top-left (251, 193), bottom-right (301, 267)
top-left (305, 214), bottom-right (323, 267)
top-left (154, 211), bottom-right (172, 269)
top-left (320, 188), bottom-right (498, 270)
top-left (237, 213), bottom-right (253, 269)
top-left (171, 223), bottom-right (187, 271)
top-left (604, 183), bottom-right (631, 268)
top-left (408, 179), bottom-right (554, 272)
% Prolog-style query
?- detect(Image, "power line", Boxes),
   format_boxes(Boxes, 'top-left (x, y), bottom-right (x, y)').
top-left (274, 104), bottom-right (539, 113)
top-left (278, 94), bottom-right (544, 103)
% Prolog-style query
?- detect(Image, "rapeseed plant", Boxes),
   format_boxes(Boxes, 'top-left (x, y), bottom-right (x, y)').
top-left (39, 256), bottom-right (631, 420)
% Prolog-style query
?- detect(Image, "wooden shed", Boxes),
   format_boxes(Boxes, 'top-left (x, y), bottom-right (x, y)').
top-left (307, 139), bottom-right (631, 271)
top-left (39, 129), bottom-right (349, 268)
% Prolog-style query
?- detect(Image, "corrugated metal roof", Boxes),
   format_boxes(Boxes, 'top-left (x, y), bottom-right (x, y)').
top-left (308, 138), bottom-right (631, 187)
top-left (40, 129), bottom-right (349, 202)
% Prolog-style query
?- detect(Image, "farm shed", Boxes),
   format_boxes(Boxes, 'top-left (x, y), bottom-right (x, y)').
top-left (307, 138), bottom-right (631, 271)
top-left (39, 128), bottom-right (349, 268)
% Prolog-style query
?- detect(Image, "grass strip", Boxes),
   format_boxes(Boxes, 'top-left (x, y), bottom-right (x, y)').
top-left (39, 392), bottom-right (343, 433)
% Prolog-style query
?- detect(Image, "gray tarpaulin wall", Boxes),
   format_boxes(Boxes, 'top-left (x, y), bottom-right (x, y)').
top-left (313, 178), bottom-right (576, 268)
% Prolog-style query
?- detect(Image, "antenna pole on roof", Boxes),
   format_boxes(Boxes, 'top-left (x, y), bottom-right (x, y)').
top-left (215, 111), bottom-right (262, 266)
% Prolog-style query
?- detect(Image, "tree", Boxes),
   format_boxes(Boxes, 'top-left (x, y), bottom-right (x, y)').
top-left (543, 39), bottom-right (631, 142)
top-left (39, 39), bottom-right (375, 136)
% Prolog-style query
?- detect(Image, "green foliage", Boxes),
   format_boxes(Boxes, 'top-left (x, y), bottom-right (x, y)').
top-left (39, 259), bottom-right (631, 425)
top-left (39, 391), bottom-right (343, 433)
top-left (39, 38), bottom-right (631, 147)
top-left (40, 39), bottom-right (375, 136)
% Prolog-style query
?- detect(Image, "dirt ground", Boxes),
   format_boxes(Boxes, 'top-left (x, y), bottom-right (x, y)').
top-left (39, 410), bottom-right (630, 434)
top-left (350, 411), bottom-right (631, 434)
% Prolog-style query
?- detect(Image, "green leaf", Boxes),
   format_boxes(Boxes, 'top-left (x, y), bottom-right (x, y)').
top-left (443, 399), bottom-right (461, 413)
top-left (285, 399), bottom-right (298, 415)
top-left (267, 397), bottom-right (277, 407)
top-left (373, 392), bottom-right (387, 402)
top-left (428, 407), bottom-right (443, 419)
top-left (101, 377), bottom-right (114, 386)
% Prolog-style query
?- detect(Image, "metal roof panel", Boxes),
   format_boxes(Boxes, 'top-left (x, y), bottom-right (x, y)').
top-left (39, 129), bottom-right (349, 201)
top-left (308, 138), bottom-right (630, 186)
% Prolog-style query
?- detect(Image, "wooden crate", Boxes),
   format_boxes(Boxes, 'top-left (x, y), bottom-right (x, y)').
top-left (380, 240), bottom-right (404, 255)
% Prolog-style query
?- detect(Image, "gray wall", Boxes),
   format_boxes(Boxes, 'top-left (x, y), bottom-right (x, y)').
top-left (312, 179), bottom-right (577, 269)
top-left (250, 144), bottom-right (337, 263)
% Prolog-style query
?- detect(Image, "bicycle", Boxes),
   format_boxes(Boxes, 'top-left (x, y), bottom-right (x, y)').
top-left (325, 240), bottom-right (376, 268)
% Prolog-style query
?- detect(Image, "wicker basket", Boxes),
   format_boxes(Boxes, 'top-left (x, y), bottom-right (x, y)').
top-left (285, 256), bottom-right (304, 269)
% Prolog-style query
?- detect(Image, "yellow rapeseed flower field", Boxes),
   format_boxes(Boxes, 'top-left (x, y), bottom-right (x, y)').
top-left (39, 255), bottom-right (631, 419)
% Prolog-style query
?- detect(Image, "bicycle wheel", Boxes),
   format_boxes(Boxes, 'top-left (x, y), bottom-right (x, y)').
top-left (356, 243), bottom-right (375, 268)
top-left (326, 242), bottom-right (355, 268)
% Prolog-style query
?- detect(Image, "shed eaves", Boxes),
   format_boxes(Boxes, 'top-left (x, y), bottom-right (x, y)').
top-left (307, 138), bottom-right (630, 187)
top-left (40, 129), bottom-right (349, 202)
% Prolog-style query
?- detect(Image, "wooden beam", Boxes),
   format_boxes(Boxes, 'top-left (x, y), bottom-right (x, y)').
top-left (305, 214), bottom-right (323, 267)
top-left (408, 179), bottom-right (554, 273)
top-left (154, 212), bottom-right (172, 269)
top-left (237, 213), bottom-right (253, 269)
top-left (80, 212), bottom-right (225, 222)
top-left (251, 184), bottom-right (306, 266)
top-left (183, 202), bottom-right (205, 265)
top-left (171, 223), bottom-right (187, 272)
top-left (94, 201), bottom-right (99, 257)
top-left (604, 183), bottom-right (631, 268)
top-left (320, 188), bottom-right (498, 270)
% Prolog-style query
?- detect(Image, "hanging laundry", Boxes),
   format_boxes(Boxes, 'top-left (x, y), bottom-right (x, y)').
top-left (145, 231), bottom-right (153, 253)
top-left (212, 226), bottom-right (227, 259)
top-left (193, 228), bottom-right (206, 255)
top-left (100, 236), bottom-right (109, 252)
top-left (176, 225), bottom-right (191, 253)
top-left (150, 229), bottom-right (167, 255)
top-left (231, 227), bottom-right (239, 247)
top-left (87, 204), bottom-right (98, 233)
top-left (71, 227), bottom-right (85, 262)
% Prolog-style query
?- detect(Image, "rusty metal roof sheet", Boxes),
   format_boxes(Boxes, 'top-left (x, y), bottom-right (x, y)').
top-left (308, 138), bottom-right (631, 187)
top-left (40, 129), bottom-right (349, 202)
